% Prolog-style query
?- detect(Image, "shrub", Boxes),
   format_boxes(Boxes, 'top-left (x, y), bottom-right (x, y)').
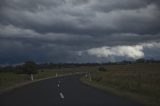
top-left (23, 61), bottom-right (38, 75)
top-left (93, 76), bottom-right (102, 82)
top-left (98, 67), bottom-right (106, 72)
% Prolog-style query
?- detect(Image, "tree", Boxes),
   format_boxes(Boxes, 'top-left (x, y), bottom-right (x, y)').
top-left (136, 58), bottom-right (145, 63)
top-left (23, 61), bottom-right (38, 80)
top-left (98, 67), bottom-right (106, 72)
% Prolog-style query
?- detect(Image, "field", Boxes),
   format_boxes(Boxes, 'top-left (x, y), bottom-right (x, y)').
top-left (81, 63), bottom-right (160, 106)
top-left (0, 66), bottom-right (95, 93)
top-left (1, 63), bottom-right (160, 105)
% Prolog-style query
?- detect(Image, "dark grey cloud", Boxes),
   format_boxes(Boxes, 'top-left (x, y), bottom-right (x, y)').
top-left (0, 0), bottom-right (160, 64)
top-left (1, 0), bottom-right (159, 35)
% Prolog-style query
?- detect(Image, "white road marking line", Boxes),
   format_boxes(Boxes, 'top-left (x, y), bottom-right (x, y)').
top-left (60, 92), bottom-right (64, 99)
top-left (59, 80), bottom-right (61, 84)
top-left (58, 84), bottom-right (60, 87)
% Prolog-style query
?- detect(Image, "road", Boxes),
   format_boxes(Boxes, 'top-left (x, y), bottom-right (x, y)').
top-left (0, 74), bottom-right (143, 106)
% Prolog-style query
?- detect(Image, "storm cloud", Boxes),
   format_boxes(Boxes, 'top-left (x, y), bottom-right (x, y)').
top-left (0, 0), bottom-right (160, 64)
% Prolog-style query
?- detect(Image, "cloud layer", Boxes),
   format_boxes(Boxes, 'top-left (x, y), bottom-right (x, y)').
top-left (86, 45), bottom-right (144, 59)
top-left (79, 42), bottom-right (160, 61)
top-left (0, 0), bottom-right (160, 64)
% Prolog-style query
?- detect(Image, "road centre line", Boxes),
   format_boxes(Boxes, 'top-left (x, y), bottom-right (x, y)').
top-left (60, 92), bottom-right (64, 99)
top-left (58, 84), bottom-right (60, 87)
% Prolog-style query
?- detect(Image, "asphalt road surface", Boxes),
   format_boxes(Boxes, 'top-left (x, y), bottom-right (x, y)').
top-left (0, 75), bottom-right (143, 106)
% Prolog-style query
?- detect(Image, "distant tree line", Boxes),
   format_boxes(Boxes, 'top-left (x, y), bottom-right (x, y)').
top-left (0, 61), bottom-right (38, 74)
top-left (120, 58), bottom-right (160, 64)
top-left (0, 59), bottom-right (160, 73)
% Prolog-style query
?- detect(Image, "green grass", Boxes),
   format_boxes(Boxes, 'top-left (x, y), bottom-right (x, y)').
top-left (2, 63), bottom-right (158, 105)
top-left (0, 73), bottom-right (29, 91)
top-left (81, 63), bottom-right (160, 106)
top-left (0, 66), bottom-right (94, 93)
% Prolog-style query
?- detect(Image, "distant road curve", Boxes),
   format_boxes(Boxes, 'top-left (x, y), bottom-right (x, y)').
top-left (0, 74), bottom-right (143, 106)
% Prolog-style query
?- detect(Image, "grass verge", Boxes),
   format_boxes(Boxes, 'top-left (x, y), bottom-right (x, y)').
top-left (80, 63), bottom-right (160, 106)
top-left (0, 67), bottom-right (88, 94)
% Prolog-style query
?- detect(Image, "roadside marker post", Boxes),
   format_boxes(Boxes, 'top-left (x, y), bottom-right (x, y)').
top-left (89, 72), bottom-right (92, 81)
top-left (85, 73), bottom-right (88, 78)
top-left (31, 74), bottom-right (34, 81)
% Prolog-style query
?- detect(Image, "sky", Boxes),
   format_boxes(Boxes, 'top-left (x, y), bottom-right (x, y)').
top-left (0, 0), bottom-right (160, 64)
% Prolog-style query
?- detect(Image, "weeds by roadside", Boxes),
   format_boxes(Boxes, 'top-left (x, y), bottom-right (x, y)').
top-left (81, 63), bottom-right (160, 106)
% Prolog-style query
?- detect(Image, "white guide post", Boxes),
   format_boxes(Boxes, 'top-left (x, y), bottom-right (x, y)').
top-left (31, 74), bottom-right (34, 81)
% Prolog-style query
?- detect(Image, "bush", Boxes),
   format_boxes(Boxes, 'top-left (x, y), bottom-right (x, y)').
top-left (93, 76), bottom-right (102, 82)
top-left (23, 61), bottom-right (38, 75)
top-left (98, 67), bottom-right (106, 72)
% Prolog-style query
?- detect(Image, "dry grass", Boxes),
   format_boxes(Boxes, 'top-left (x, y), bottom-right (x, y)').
top-left (0, 66), bottom-right (92, 93)
top-left (83, 63), bottom-right (160, 106)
